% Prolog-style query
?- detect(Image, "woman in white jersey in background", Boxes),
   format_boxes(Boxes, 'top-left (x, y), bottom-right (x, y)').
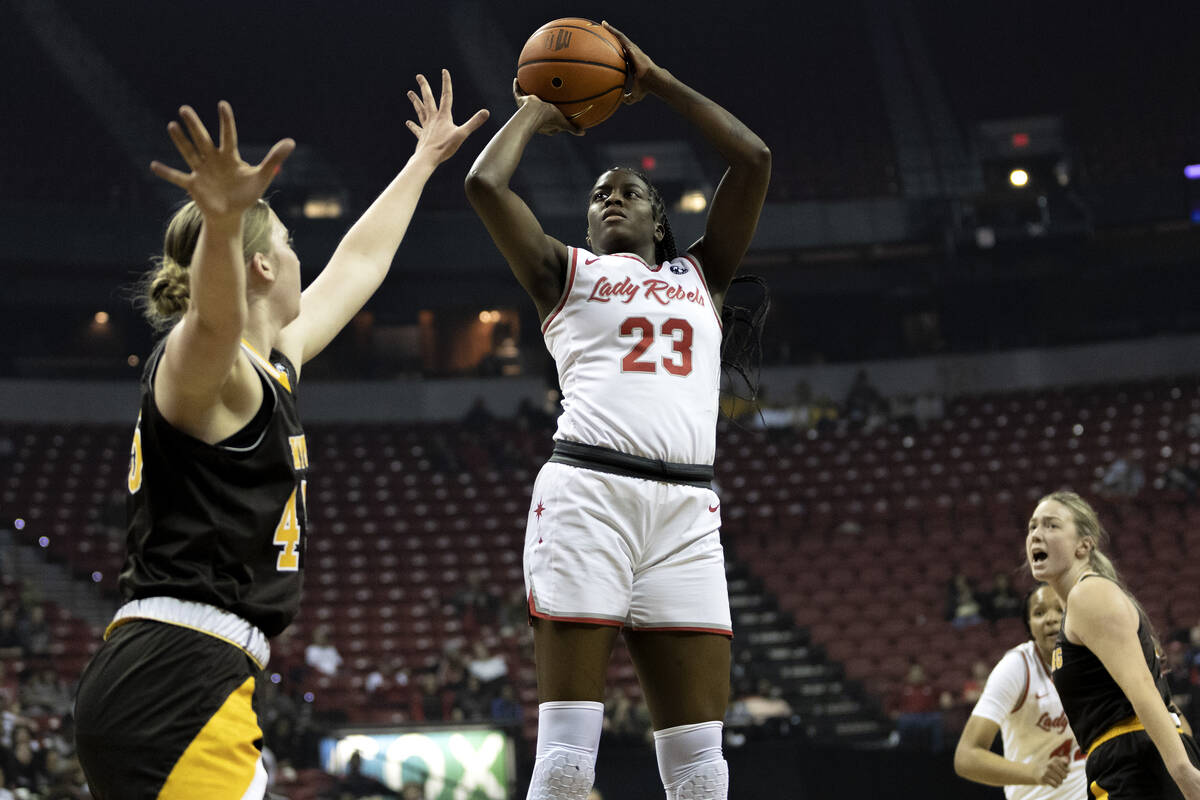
top-left (954, 584), bottom-right (1088, 798)
top-left (465, 21), bottom-right (769, 800)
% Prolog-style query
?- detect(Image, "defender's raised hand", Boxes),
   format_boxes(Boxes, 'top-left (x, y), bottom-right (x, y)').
top-left (406, 69), bottom-right (490, 164)
top-left (150, 101), bottom-right (294, 220)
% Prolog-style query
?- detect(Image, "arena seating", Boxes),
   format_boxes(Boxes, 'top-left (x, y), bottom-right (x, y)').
top-left (3, 376), bottom-right (1198, 745)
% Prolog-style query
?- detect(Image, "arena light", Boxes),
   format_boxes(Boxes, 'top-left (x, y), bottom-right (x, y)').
top-left (1185, 164), bottom-right (1200, 179)
top-left (94, 311), bottom-right (110, 325)
top-left (303, 195), bottom-right (344, 219)
top-left (679, 190), bottom-right (707, 213)
top-left (1009, 169), bottom-right (1029, 188)
top-left (1011, 132), bottom-right (1030, 148)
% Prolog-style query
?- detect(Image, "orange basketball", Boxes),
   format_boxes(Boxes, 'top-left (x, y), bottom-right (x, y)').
top-left (517, 18), bottom-right (627, 130)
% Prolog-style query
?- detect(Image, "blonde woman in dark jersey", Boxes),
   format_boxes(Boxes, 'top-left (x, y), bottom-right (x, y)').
top-left (1027, 491), bottom-right (1200, 799)
top-left (74, 74), bottom-right (486, 800)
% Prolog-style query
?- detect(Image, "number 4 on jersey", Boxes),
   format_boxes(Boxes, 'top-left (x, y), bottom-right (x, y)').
top-left (273, 480), bottom-right (306, 571)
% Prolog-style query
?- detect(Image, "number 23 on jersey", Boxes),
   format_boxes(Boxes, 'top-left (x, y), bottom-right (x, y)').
top-left (619, 317), bottom-right (693, 376)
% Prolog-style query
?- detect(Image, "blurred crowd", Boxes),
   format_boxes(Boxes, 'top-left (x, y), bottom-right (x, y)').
top-left (0, 583), bottom-right (89, 800)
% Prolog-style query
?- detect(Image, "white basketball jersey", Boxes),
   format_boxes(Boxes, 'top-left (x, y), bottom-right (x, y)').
top-left (542, 247), bottom-right (723, 465)
top-left (970, 641), bottom-right (1088, 800)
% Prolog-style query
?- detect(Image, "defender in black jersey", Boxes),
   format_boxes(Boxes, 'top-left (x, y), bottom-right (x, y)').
top-left (1027, 491), bottom-right (1200, 799)
top-left (73, 80), bottom-right (486, 799)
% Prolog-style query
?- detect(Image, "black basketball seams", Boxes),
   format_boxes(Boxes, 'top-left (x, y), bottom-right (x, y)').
top-left (516, 58), bottom-right (627, 76)
top-left (546, 85), bottom-right (624, 106)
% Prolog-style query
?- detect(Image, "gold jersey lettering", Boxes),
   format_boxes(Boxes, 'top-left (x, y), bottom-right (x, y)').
top-left (1051, 646), bottom-right (1063, 671)
top-left (273, 488), bottom-right (301, 571)
top-left (128, 412), bottom-right (144, 494)
top-left (288, 434), bottom-right (309, 470)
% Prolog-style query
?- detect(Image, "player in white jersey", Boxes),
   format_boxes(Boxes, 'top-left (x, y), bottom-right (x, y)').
top-left (954, 584), bottom-right (1089, 799)
top-left (465, 21), bottom-right (769, 800)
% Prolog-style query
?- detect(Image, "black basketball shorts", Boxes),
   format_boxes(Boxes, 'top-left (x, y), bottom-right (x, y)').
top-left (1086, 730), bottom-right (1200, 799)
top-left (74, 620), bottom-right (267, 800)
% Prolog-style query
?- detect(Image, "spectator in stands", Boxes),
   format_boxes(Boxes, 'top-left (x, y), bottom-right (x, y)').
top-left (892, 663), bottom-right (944, 752)
top-left (982, 572), bottom-right (1023, 621)
top-left (466, 641), bottom-right (508, 688)
top-left (436, 647), bottom-right (468, 696)
top-left (960, 660), bottom-right (990, 707)
top-left (726, 679), bottom-right (794, 729)
top-left (19, 667), bottom-right (71, 717)
top-left (0, 663), bottom-right (16, 709)
top-left (515, 397), bottom-right (553, 432)
top-left (305, 625), bottom-right (344, 677)
top-left (1165, 454), bottom-right (1200, 502)
top-left (452, 570), bottom-right (501, 629)
top-left (954, 583), bottom-right (1087, 795)
top-left (496, 585), bottom-right (528, 638)
top-left (946, 572), bottom-right (985, 629)
top-left (462, 396), bottom-right (495, 433)
top-left (1097, 451), bottom-right (1145, 498)
top-left (455, 675), bottom-right (490, 722)
top-left (72, 76), bottom-right (487, 799)
top-left (845, 370), bottom-right (885, 425)
top-left (0, 765), bottom-right (12, 800)
top-left (3, 724), bottom-right (43, 795)
top-left (0, 698), bottom-right (34, 750)
top-left (17, 605), bottom-right (51, 661)
top-left (0, 608), bottom-right (23, 660)
top-left (409, 671), bottom-right (452, 723)
top-left (331, 751), bottom-right (398, 799)
top-left (490, 684), bottom-right (523, 724)
top-left (603, 685), bottom-right (651, 746)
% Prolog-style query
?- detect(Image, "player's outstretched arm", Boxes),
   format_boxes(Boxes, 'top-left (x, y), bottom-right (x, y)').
top-left (464, 83), bottom-right (576, 320)
top-left (1070, 578), bottom-right (1200, 799)
top-left (602, 21), bottom-right (770, 298)
top-left (280, 70), bottom-right (488, 368)
top-left (954, 716), bottom-right (1068, 787)
top-left (150, 102), bottom-right (293, 435)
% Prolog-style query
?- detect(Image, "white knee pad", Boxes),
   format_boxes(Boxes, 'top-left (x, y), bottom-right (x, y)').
top-left (526, 701), bottom-right (603, 800)
top-left (654, 721), bottom-right (728, 800)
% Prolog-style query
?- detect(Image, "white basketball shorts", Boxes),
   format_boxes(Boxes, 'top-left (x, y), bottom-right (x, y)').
top-left (523, 461), bottom-right (732, 635)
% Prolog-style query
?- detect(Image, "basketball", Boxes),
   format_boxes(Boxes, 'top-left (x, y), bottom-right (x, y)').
top-left (517, 18), bottom-right (627, 130)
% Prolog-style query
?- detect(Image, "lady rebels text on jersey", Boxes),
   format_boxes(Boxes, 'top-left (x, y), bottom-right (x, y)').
top-left (971, 641), bottom-right (1088, 800)
top-left (543, 247), bottom-right (723, 465)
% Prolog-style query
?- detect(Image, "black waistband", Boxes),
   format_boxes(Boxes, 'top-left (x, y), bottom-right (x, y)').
top-left (549, 441), bottom-right (714, 489)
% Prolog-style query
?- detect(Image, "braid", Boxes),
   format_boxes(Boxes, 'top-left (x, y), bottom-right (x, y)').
top-left (719, 275), bottom-right (770, 420)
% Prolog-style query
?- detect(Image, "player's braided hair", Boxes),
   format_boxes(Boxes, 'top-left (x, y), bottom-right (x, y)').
top-left (718, 275), bottom-right (770, 418)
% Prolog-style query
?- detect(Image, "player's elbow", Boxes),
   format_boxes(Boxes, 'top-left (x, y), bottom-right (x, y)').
top-left (952, 743), bottom-right (973, 778)
top-left (751, 141), bottom-right (772, 167)
top-left (738, 139), bottom-right (771, 172)
top-left (464, 167), bottom-right (504, 205)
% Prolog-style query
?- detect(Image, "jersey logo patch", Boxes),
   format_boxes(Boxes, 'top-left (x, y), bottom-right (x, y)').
top-left (670, 263), bottom-right (689, 275)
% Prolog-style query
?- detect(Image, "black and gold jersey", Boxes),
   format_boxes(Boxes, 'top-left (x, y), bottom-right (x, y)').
top-left (1051, 575), bottom-right (1170, 751)
top-left (120, 338), bottom-right (310, 637)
